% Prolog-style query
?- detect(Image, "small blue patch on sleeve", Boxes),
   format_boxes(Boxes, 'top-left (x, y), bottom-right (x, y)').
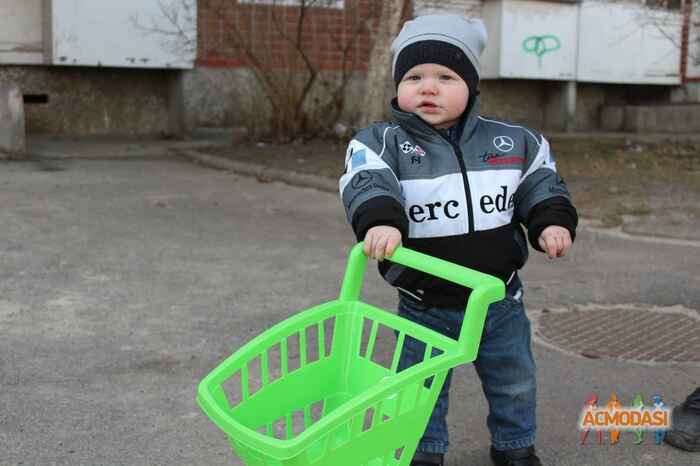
top-left (350, 149), bottom-right (366, 170)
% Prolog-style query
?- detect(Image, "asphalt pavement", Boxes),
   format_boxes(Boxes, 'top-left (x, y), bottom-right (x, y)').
top-left (1, 146), bottom-right (698, 466)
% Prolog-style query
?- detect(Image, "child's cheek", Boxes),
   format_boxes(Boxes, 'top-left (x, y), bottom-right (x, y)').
top-left (396, 90), bottom-right (415, 113)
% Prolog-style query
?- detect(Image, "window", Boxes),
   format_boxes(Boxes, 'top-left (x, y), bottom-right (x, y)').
top-left (238, 0), bottom-right (344, 8)
top-left (644, 0), bottom-right (684, 10)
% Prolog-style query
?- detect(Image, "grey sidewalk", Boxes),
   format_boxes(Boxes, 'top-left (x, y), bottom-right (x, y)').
top-left (1, 149), bottom-right (698, 465)
top-left (24, 134), bottom-right (228, 159)
top-left (22, 133), bottom-right (700, 243)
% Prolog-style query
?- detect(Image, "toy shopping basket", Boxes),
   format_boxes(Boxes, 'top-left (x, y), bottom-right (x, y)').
top-left (197, 244), bottom-right (504, 466)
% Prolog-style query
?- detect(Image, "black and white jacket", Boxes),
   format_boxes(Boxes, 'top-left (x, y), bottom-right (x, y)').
top-left (340, 98), bottom-right (578, 307)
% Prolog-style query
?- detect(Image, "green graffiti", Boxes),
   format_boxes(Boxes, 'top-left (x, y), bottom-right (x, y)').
top-left (522, 35), bottom-right (561, 67)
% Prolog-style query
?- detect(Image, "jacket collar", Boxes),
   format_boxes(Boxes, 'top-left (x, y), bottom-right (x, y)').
top-left (389, 96), bottom-right (481, 145)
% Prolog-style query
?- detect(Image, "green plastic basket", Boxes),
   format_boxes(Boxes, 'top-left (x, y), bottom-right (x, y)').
top-left (197, 243), bottom-right (504, 466)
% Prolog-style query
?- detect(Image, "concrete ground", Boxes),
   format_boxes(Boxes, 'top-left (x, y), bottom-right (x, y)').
top-left (1, 142), bottom-right (699, 466)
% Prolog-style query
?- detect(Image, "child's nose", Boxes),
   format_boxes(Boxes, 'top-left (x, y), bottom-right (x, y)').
top-left (420, 78), bottom-right (438, 94)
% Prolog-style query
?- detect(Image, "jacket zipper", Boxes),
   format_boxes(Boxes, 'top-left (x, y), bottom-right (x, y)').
top-left (409, 113), bottom-right (476, 234)
top-left (448, 140), bottom-right (475, 233)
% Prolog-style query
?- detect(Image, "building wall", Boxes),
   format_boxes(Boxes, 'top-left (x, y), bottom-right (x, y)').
top-left (183, 67), bottom-right (265, 129)
top-left (0, 0), bottom-right (190, 136)
top-left (0, 0), bottom-right (43, 65)
top-left (183, 66), bottom-right (370, 131)
top-left (572, 83), bottom-right (625, 131)
top-left (413, 0), bottom-right (481, 16)
top-left (0, 66), bottom-right (171, 136)
top-left (0, 0), bottom-right (690, 136)
top-left (479, 80), bottom-right (545, 130)
top-left (478, 79), bottom-right (609, 132)
top-left (189, 0), bottom-right (622, 133)
top-left (182, 69), bottom-right (609, 133)
top-left (197, 0), bottom-right (378, 71)
top-left (685, 0), bottom-right (700, 80)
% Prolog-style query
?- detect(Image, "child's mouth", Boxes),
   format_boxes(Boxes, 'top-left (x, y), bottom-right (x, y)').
top-left (419, 103), bottom-right (440, 113)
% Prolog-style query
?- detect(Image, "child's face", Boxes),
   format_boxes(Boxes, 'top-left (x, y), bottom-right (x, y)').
top-left (397, 63), bottom-right (469, 129)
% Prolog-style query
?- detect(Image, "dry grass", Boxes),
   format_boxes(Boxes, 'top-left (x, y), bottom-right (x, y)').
top-left (551, 138), bottom-right (700, 227)
top-left (209, 137), bottom-right (700, 229)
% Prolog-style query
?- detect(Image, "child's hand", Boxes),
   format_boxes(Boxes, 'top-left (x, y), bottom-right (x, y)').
top-left (364, 226), bottom-right (402, 262)
top-left (538, 226), bottom-right (572, 259)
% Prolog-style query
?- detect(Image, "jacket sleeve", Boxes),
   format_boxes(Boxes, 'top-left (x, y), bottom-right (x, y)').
top-left (339, 124), bottom-right (408, 241)
top-left (513, 134), bottom-right (578, 251)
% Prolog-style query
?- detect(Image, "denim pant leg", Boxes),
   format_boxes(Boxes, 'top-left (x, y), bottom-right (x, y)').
top-left (473, 288), bottom-right (537, 451)
top-left (397, 281), bottom-right (537, 454)
top-left (397, 296), bottom-right (463, 454)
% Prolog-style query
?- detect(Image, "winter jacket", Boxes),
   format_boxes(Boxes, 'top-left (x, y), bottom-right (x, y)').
top-left (339, 97), bottom-right (578, 307)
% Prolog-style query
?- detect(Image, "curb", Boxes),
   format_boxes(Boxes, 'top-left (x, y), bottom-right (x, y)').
top-left (179, 149), bottom-right (338, 194)
top-left (23, 140), bottom-right (225, 161)
top-left (181, 150), bottom-right (700, 244)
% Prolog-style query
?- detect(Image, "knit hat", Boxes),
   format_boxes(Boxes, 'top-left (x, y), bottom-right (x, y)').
top-left (391, 15), bottom-right (487, 92)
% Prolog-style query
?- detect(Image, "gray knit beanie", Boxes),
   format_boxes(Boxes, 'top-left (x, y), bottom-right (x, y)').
top-left (391, 15), bottom-right (487, 92)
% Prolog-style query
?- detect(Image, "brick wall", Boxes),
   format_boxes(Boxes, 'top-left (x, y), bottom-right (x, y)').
top-left (197, 0), bottom-right (484, 72)
top-left (189, 1), bottom-right (609, 131)
top-left (197, 0), bottom-right (384, 71)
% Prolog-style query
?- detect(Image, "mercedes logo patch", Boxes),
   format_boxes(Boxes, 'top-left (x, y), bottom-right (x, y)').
top-left (351, 170), bottom-right (373, 189)
top-left (493, 136), bottom-right (515, 153)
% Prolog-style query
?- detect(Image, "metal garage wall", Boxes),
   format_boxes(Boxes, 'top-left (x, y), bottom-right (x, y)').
top-left (0, 0), bottom-right (44, 64)
top-left (480, 0), bottom-right (683, 85)
top-left (577, 0), bottom-right (682, 84)
top-left (47, 0), bottom-right (197, 69)
top-left (481, 0), bottom-right (578, 81)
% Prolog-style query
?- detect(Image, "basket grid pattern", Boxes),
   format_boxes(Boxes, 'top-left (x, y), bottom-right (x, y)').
top-left (220, 308), bottom-right (451, 438)
top-left (222, 316), bottom-right (338, 408)
top-left (210, 303), bottom-right (455, 466)
top-left (198, 245), bottom-right (504, 466)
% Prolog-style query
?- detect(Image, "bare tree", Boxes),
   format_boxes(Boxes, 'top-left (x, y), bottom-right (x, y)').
top-left (608, 0), bottom-right (700, 67)
top-left (202, 0), bottom-right (374, 141)
top-left (134, 0), bottom-right (374, 141)
top-left (130, 0), bottom-right (197, 63)
top-left (357, 0), bottom-right (408, 127)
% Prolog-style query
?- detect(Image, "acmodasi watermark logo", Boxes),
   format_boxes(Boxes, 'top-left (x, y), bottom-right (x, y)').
top-left (578, 392), bottom-right (671, 445)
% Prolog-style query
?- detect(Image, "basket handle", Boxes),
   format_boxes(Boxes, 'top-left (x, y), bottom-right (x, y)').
top-left (339, 243), bottom-right (505, 357)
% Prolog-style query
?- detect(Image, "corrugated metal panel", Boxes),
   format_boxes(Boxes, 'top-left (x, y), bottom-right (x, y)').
top-left (0, 0), bottom-right (43, 65)
top-left (479, 0), bottom-right (682, 84)
top-left (50, 0), bottom-right (197, 69)
top-left (481, 0), bottom-right (578, 80)
top-left (501, 0), bottom-right (577, 80)
top-left (577, 0), bottom-right (682, 84)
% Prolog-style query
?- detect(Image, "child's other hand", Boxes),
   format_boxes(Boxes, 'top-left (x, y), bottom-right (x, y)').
top-left (538, 226), bottom-right (572, 259)
top-left (363, 226), bottom-right (402, 262)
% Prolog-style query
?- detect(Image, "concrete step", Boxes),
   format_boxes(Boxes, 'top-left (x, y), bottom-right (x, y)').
top-left (602, 103), bottom-right (700, 133)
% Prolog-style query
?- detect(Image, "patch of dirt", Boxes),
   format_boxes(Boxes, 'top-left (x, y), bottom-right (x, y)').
top-left (552, 137), bottom-right (700, 239)
top-left (206, 136), bottom-right (700, 240)
top-left (209, 139), bottom-right (347, 180)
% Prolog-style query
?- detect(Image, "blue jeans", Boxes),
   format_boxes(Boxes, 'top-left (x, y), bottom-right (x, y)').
top-left (397, 277), bottom-right (536, 453)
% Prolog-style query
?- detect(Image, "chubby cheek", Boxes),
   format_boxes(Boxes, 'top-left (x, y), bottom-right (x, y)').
top-left (397, 87), bottom-right (416, 113)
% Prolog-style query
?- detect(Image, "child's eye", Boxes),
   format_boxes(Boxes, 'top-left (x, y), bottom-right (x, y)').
top-left (405, 75), bottom-right (421, 81)
top-left (440, 75), bottom-right (453, 80)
